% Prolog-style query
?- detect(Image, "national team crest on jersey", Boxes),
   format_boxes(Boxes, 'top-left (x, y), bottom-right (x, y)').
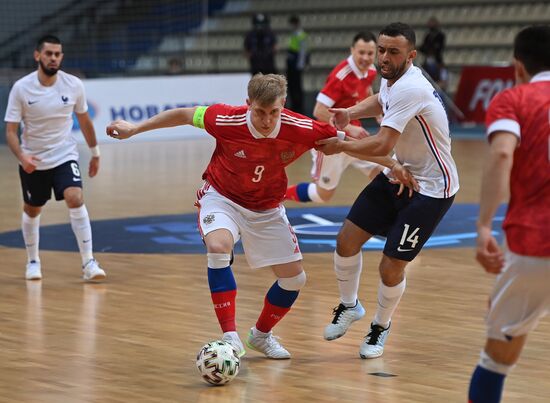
top-left (280, 150), bottom-right (295, 162)
top-left (203, 214), bottom-right (215, 225)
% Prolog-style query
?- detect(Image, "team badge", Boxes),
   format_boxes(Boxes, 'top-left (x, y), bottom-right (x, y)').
top-left (280, 150), bottom-right (295, 162)
top-left (203, 214), bottom-right (215, 225)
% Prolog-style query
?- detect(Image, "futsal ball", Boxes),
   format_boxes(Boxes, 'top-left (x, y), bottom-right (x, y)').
top-left (196, 340), bottom-right (240, 385)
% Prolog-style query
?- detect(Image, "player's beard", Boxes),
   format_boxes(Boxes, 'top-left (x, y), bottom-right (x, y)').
top-left (379, 59), bottom-right (408, 81)
top-left (39, 60), bottom-right (59, 76)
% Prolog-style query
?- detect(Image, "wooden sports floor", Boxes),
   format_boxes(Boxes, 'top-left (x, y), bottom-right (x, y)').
top-left (0, 138), bottom-right (548, 402)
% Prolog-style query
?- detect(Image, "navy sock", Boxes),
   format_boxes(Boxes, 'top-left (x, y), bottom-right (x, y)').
top-left (468, 365), bottom-right (505, 403)
top-left (296, 183), bottom-right (311, 202)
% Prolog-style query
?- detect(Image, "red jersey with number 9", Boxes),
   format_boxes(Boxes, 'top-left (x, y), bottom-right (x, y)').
top-left (200, 104), bottom-right (340, 210)
top-left (485, 72), bottom-right (550, 257)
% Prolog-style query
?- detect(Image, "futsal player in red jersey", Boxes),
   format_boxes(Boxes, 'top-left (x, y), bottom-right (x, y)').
top-left (107, 74), bottom-right (414, 359)
top-left (468, 25), bottom-right (550, 403)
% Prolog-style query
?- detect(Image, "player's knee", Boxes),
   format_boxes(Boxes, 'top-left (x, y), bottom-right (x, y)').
top-left (207, 253), bottom-right (232, 269)
top-left (317, 186), bottom-right (335, 202)
top-left (277, 271), bottom-right (307, 291)
top-left (479, 349), bottom-right (514, 375)
top-left (336, 232), bottom-right (362, 256)
top-left (64, 190), bottom-right (83, 208)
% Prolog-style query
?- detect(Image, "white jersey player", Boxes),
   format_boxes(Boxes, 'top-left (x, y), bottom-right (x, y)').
top-left (4, 34), bottom-right (105, 282)
top-left (316, 22), bottom-right (459, 359)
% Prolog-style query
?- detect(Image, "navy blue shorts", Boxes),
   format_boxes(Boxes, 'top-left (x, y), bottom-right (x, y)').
top-left (19, 160), bottom-right (83, 207)
top-left (347, 172), bottom-right (454, 262)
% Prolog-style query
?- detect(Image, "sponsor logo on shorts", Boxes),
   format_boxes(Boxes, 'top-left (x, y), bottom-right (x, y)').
top-left (27, 100), bottom-right (39, 105)
top-left (203, 214), bottom-right (215, 225)
top-left (214, 301), bottom-right (231, 309)
top-left (234, 150), bottom-right (247, 158)
top-left (72, 177), bottom-right (82, 182)
top-left (322, 176), bottom-right (330, 184)
top-left (397, 246), bottom-right (414, 252)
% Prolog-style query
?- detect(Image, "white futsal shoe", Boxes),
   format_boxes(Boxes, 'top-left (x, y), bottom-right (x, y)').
top-left (359, 322), bottom-right (391, 359)
top-left (324, 300), bottom-right (365, 340)
top-left (222, 331), bottom-right (246, 358)
top-left (25, 260), bottom-right (42, 280)
top-left (246, 327), bottom-right (291, 359)
top-left (82, 259), bottom-right (106, 282)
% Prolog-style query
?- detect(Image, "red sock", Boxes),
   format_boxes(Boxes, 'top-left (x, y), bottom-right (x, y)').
top-left (284, 185), bottom-right (299, 201)
top-left (255, 297), bottom-right (291, 333)
top-left (211, 290), bottom-right (237, 332)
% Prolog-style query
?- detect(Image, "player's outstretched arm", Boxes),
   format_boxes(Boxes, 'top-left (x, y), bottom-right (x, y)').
top-left (106, 107), bottom-right (198, 139)
top-left (328, 94), bottom-right (382, 130)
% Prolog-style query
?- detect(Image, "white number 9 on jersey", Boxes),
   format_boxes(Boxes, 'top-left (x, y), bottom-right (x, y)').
top-left (252, 165), bottom-right (265, 182)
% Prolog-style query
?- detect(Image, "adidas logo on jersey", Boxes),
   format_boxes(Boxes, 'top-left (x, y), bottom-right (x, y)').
top-left (234, 150), bottom-right (247, 158)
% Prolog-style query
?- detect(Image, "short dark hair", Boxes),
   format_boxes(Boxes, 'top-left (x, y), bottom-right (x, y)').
top-left (514, 25), bottom-right (550, 76)
top-left (379, 22), bottom-right (416, 48)
top-left (36, 35), bottom-right (61, 51)
top-left (352, 31), bottom-right (377, 46)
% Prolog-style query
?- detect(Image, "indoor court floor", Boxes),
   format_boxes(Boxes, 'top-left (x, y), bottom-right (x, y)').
top-left (1, 137), bottom-right (548, 402)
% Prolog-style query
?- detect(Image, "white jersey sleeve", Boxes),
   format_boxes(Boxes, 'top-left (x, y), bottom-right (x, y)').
top-left (380, 86), bottom-right (423, 133)
top-left (4, 82), bottom-right (23, 123)
top-left (74, 79), bottom-right (88, 114)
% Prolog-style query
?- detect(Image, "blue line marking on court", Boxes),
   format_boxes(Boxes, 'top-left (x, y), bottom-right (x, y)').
top-left (0, 204), bottom-right (507, 254)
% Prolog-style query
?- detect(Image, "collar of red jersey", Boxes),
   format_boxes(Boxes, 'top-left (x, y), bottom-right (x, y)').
top-left (530, 70), bottom-right (550, 83)
top-left (246, 109), bottom-right (282, 139)
top-left (347, 55), bottom-right (371, 79)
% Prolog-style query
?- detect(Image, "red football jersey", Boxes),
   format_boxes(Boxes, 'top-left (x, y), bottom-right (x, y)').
top-left (316, 55), bottom-right (377, 126)
top-left (485, 72), bottom-right (550, 257)
top-left (201, 104), bottom-right (340, 210)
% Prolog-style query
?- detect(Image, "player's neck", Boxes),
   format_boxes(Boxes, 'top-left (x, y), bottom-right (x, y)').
top-left (37, 69), bottom-right (58, 87)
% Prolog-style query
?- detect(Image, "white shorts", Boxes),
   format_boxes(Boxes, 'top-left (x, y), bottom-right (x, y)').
top-left (196, 183), bottom-right (302, 269)
top-left (311, 150), bottom-right (380, 190)
top-left (486, 246), bottom-right (550, 341)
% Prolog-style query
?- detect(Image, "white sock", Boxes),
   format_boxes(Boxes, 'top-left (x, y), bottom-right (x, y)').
top-left (334, 251), bottom-right (362, 307)
top-left (69, 205), bottom-right (93, 265)
top-left (373, 278), bottom-right (406, 328)
top-left (252, 326), bottom-right (269, 337)
top-left (22, 212), bottom-right (40, 263)
top-left (224, 331), bottom-right (240, 340)
top-left (308, 183), bottom-right (325, 203)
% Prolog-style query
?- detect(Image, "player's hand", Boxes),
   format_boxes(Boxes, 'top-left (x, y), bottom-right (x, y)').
top-left (20, 153), bottom-right (41, 174)
top-left (315, 137), bottom-right (345, 155)
top-left (388, 162), bottom-right (419, 197)
top-left (106, 120), bottom-right (137, 139)
top-left (476, 226), bottom-right (505, 274)
top-left (89, 156), bottom-right (99, 177)
top-left (328, 108), bottom-right (351, 130)
top-left (345, 125), bottom-right (369, 140)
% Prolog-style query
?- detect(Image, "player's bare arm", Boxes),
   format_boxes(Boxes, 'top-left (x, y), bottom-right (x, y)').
top-left (316, 125), bottom-right (398, 158)
top-left (5, 121), bottom-right (41, 173)
top-left (329, 94), bottom-right (382, 130)
top-left (107, 106), bottom-right (198, 139)
top-left (476, 131), bottom-right (517, 274)
top-left (76, 112), bottom-right (100, 177)
top-left (315, 102), bottom-right (368, 139)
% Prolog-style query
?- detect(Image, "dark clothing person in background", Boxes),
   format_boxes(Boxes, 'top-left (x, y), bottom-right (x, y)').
top-left (419, 16), bottom-right (446, 82)
top-left (244, 13), bottom-right (277, 75)
top-left (286, 15), bottom-right (308, 114)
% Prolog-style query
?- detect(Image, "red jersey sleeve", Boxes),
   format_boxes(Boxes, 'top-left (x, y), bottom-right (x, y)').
top-left (317, 74), bottom-right (343, 107)
top-left (485, 89), bottom-right (521, 139)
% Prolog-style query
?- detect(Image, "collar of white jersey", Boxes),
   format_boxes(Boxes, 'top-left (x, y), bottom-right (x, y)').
top-left (347, 55), bottom-right (370, 79)
top-left (246, 109), bottom-right (282, 139)
top-left (530, 70), bottom-right (550, 83)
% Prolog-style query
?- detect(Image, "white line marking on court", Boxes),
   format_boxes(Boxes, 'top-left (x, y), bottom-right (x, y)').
top-left (301, 214), bottom-right (335, 225)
